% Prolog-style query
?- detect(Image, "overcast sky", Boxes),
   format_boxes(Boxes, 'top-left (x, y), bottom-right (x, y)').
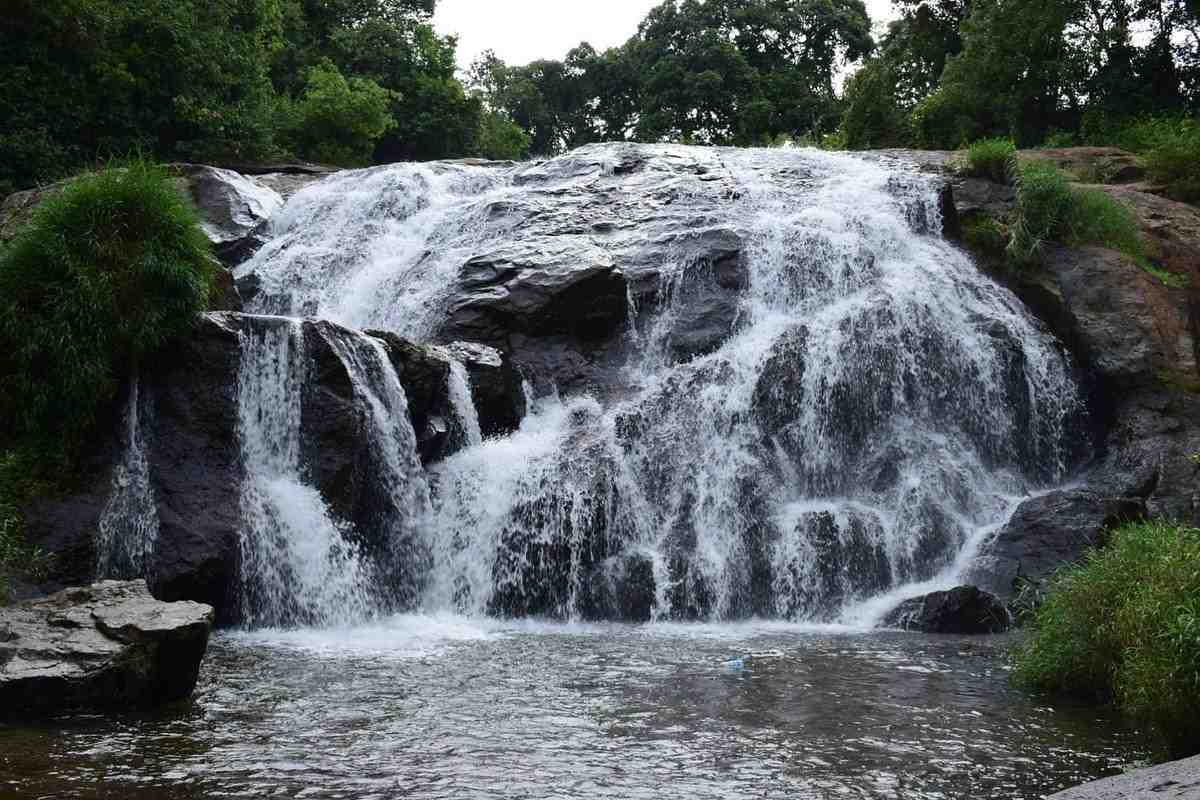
top-left (434, 0), bottom-right (898, 72)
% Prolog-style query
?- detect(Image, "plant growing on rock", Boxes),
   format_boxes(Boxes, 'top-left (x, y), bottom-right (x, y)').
top-left (0, 160), bottom-right (215, 456)
top-left (961, 138), bottom-right (1016, 183)
top-left (1013, 520), bottom-right (1200, 760)
top-left (1007, 160), bottom-right (1144, 266)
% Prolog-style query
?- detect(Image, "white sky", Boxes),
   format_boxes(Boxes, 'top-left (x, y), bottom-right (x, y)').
top-left (435, 0), bottom-right (898, 72)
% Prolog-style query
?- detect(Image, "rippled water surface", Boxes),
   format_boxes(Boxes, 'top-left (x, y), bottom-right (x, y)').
top-left (2, 619), bottom-right (1143, 799)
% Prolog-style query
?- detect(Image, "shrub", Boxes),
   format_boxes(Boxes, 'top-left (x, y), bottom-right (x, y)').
top-left (962, 138), bottom-right (1016, 183)
top-left (1012, 521), bottom-right (1200, 759)
top-left (0, 160), bottom-right (214, 456)
top-left (1008, 160), bottom-right (1144, 266)
top-left (1141, 123), bottom-right (1200, 204)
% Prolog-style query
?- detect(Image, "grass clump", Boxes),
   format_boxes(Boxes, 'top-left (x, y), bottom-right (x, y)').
top-left (1008, 160), bottom-right (1144, 266)
top-left (1113, 116), bottom-right (1200, 204)
top-left (0, 160), bottom-right (215, 455)
top-left (1012, 521), bottom-right (1200, 759)
top-left (961, 138), bottom-right (1017, 183)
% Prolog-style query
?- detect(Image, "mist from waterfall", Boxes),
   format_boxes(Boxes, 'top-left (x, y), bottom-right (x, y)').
top-left (235, 145), bottom-right (1084, 625)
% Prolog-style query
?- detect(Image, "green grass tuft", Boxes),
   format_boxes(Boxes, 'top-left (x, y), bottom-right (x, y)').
top-left (0, 159), bottom-right (215, 457)
top-left (1007, 160), bottom-right (1145, 267)
top-left (961, 138), bottom-right (1017, 183)
top-left (1012, 521), bottom-right (1200, 760)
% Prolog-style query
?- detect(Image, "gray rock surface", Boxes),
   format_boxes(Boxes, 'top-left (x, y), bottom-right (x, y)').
top-left (1048, 755), bottom-right (1200, 799)
top-left (0, 580), bottom-right (213, 714)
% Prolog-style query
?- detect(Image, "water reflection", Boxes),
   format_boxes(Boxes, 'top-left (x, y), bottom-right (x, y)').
top-left (0, 619), bottom-right (1142, 799)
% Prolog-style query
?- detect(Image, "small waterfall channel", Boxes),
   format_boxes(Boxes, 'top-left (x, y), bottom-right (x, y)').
top-left (96, 144), bottom-right (1085, 628)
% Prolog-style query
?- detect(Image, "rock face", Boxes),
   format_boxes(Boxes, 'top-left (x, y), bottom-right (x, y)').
top-left (882, 586), bottom-right (1011, 634)
top-left (1047, 754), bottom-right (1200, 799)
top-left (171, 164), bottom-right (283, 269)
top-left (965, 490), bottom-right (1146, 599)
top-left (0, 580), bottom-right (213, 714)
top-left (881, 147), bottom-right (1200, 603)
top-left (19, 313), bottom-right (516, 623)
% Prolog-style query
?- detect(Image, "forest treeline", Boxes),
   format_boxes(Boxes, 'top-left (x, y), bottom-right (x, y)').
top-left (3, 0), bottom-right (1199, 195)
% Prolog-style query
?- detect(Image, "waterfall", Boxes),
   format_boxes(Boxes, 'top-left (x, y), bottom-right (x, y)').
top-left (235, 321), bottom-right (371, 627)
top-left (447, 360), bottom-right (484, 447)
top-left (237, 144), bottom-right (1084, 623)
top-left (95, 375), bottom-right (159, 580)
top-left (234, 319), bottom-right (434, 627)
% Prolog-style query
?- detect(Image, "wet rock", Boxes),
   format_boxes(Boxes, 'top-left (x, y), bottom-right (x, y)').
top-left (368, 328), bottom-right (455, 462)
top-left (0, 580), bottom-right (213, 714)
top-left (964, 490), bottom-right (1146, 601)
top-left (882, 585), bottom-right (1010, 634)
top-left (1047, 753), bottom-right (1200, 799)
top-left (579, 553), bottom-right (657, 622)
top-left (22, 314), bottom-right (244, 616)
top-left (171, 164), bottom-right (283, 269)
top-left (20, 313), bottom-right (470, 622)
top-left (440, 341), bottom-right (527, 438)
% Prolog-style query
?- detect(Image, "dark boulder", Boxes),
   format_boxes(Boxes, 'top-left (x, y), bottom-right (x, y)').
top-left (368, 328), bottom-right (455, 462)
top-left (22, 314), bottom-right (244, 617)
top-left (882, 585), bottom-right (1011, 634)
top-left (579, 553), bottom-right (658, 622)
top-left (0, 580), bottom-right (213, 714)
top-left (965, 490), bottom-right (1146, 601)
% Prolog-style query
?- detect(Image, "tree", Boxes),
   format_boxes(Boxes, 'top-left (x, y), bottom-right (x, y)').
top-left (281, 61), bottom-right (397, 166)
top-left (0, 0), bottom-right (285, 193)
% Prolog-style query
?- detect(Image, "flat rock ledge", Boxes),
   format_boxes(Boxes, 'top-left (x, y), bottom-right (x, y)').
top-left (1049, 754), bottom-right (1200, 799)
top-left (0, 580), bottom-right (214, 714)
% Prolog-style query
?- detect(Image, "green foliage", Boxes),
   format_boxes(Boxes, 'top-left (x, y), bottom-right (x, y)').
top-left (0, 449), bottom-right (55, 605)
top-left (1012, 521), bottom-right (1200, 759)
top-left (1138, 120), bottom-right (1200, 204)
top-left (1008, 160), bottom-right (1143, 265)
top-left (0, 0), bottom-right (286, 191)
top-left (478, 112), bottom-right (532, 161)
top-left (0, 161), bottom-right (214, 454)
top-left (281, 61), bottom-right (396, 166)
top-left (962, 138), bottom-right (1016, 182)
top-left (840, 58), bottom-right (908, 149)
top-left (961, 211), bottom-right (1009, 264)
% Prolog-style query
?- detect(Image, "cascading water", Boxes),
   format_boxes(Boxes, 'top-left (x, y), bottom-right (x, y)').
top-left (234, 318), bottom-right (434, 627)
top-left (235, 321), bottom-right (369, 627)
top-left (237, 144), bottom-right (1084, 624)
top-left (446, 359), bottom-right (484, 447)
top-left (95, 375), bottom-right (159, 580)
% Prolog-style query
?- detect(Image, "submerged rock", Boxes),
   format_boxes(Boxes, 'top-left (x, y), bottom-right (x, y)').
top-left (882, 586), bottom-right (1011, 634)
top-left (0, 580), bottom-right (213, 714)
